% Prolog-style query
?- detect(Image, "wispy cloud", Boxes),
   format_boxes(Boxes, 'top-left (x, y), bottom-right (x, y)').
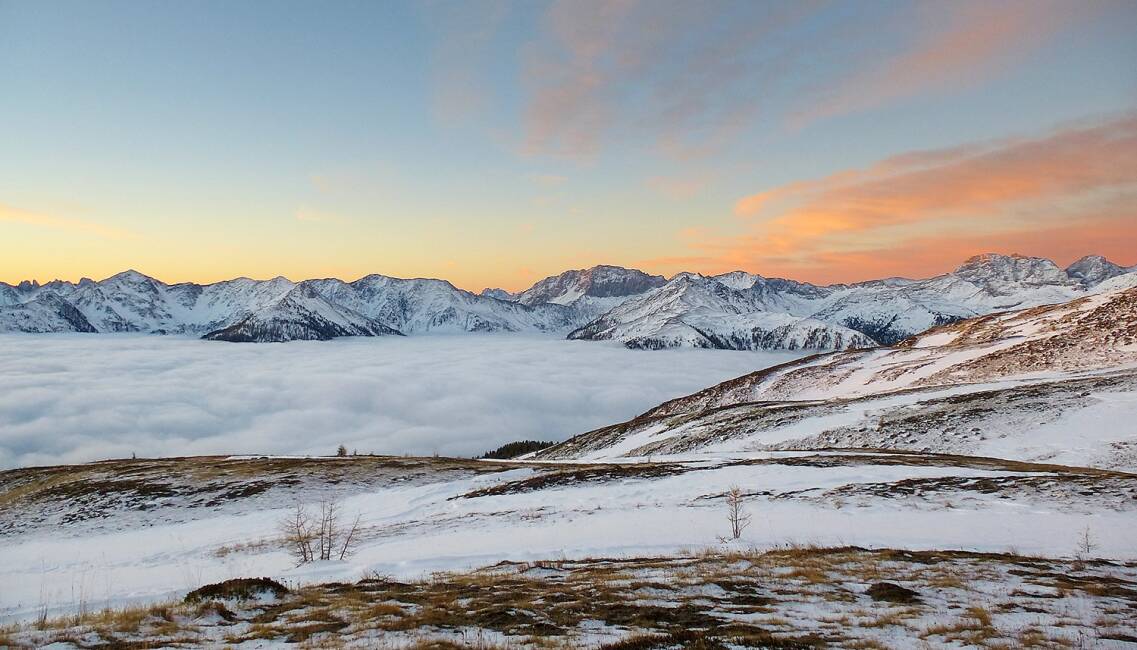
top-left (0, 203), bottom-right (137, 240)
top-left (653, 114), bottom-right (1137, 282)
top-left (518, 0), bottom-right (802, 160)
top-left (791, 1), bottom-right (1093, 127)
top-left (513, 0), bottom-right (1096, 161)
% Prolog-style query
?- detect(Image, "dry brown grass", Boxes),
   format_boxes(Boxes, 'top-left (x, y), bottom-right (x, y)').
top-left (11, 546), bottom-right (1135, 649)
top-left (843, 640), bottom-right (894, 650)
top-left (861, 607), bottom-right (919, 629)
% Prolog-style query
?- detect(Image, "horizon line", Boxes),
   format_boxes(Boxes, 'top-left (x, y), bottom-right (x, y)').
top-left (3, 251), bottom-right (1129, 294)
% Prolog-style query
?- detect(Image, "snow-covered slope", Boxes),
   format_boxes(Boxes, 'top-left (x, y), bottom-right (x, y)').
top-left (540, 285), bottom-right (1137, 464)
top-left (4, 452), bottom-right (1135, 631)
top-left (0, 292), bottom-right (97, 333)
top-left (570, 253), bottom-right (1135, 349)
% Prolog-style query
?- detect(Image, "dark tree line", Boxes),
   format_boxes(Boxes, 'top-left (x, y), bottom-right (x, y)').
top-left (480, 440), bottom-right (555, 459)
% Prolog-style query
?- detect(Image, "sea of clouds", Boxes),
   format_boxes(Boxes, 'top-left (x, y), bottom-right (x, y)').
top-left (0, 334), bottom-right (803, 468)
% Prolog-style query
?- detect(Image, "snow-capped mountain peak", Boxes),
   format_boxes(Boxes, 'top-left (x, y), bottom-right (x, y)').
top-left (480, 288), bottom-right (515, 301)
top-left (569, 273), bottom-right (874, 351)
top-left (1065, 254), bottom-right (1130, 287)
top-left (711, 271), bottom-right (763, 290)
top-left (952, 253), bottom-right (1071, 292)
top-left (2, 254), bottom-right (1134, 347)
top-left (514, 265), bottom-right (666, 306)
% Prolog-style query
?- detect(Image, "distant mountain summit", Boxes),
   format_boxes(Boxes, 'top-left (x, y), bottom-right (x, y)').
top-left (479, 288), bottom-right (515, 301)
top-left (1, 254), bottom-right (1132, 347)
top-left (1065, 254), bottom-right (1134, 287)
top-left (953, 253), bottom-right (1071, 292)
top-left (514, 265), bottom-right (667, 306)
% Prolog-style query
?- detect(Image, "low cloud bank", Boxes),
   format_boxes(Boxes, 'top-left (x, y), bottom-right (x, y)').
top-left (0, 334), bottom-right (801, 468)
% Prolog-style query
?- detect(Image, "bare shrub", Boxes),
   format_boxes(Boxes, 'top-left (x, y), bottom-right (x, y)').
top-left (279, 501), bottom-right (363, 564)
top-left (281, 503), bottom-right (315, 564)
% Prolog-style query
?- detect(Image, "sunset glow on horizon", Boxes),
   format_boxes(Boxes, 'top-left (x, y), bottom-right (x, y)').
top-left (2, 0), bottom-right (1135, 292)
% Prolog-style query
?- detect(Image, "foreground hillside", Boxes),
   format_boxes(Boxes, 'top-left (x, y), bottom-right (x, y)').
top-left (539, 282), bottom-right (1137, 466)
top-left (2, 452), bottom-right (1134, 634)
top-left (6, 546), bottom-right (1136, 648)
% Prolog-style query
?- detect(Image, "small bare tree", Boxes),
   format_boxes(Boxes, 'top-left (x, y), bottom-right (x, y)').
top-left (336, 444), bottom-right (348, 457)
top-left (338, 513), bottom-right (363, 560)
top-left (279, 500), bottom-right (363, 564)
top-left (723, 485), bottom-right (751, 541)
top-left (280, 503), bottom-right (315, 564)
top-left (1075, 526), bottom-right (1097, 562)
top-left (319, 500), bottom-right (347, 561)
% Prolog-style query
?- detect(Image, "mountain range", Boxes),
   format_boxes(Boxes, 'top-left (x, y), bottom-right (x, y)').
top-left (1, 254), bottom-right (1133, 348)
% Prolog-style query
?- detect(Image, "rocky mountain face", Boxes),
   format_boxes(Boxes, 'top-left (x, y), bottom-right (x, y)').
top-left (537, 281), bottom-right (1137, 464)
top-left (569, 254), bottom-right (1134, 350)
top-left (513, 265), bottom-right (667, 306)
top-left (302, 275), bottom-right (578, 335)
top-left (1065, 255), bottom-right (1133, 287)
top-left (568, 273), bottom-right (875, 351)
top-left (0, 292), bottom-right (98, 333)
top-left (1, 255), bottom-right (1132, 346)
top-left (202, 284), bottom-right (403, 342)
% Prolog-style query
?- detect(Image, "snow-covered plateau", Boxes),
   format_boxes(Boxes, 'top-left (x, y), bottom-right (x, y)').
top-left (1, 450), bottom-right (1135, 646)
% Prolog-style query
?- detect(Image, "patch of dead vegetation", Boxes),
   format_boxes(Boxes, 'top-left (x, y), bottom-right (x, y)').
top-left (454, 463), bottom-right (689, 499)
top-left (7, 546), bottom-right (1137, 648)
top-left (0, 455), bottom-right (529, 538)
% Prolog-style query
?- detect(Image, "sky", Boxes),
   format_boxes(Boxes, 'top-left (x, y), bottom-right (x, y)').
top-left (1, 0), bottom-right (1135, 291)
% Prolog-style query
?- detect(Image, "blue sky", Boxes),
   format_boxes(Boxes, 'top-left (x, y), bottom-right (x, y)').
top-left (1, 0), bottom-right (1135, 289)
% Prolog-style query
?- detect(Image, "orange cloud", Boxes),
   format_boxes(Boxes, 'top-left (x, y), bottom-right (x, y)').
top-left (668, 114), bottom-right (1137, 283)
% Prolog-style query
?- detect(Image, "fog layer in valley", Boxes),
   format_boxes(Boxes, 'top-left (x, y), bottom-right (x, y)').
top-left (0, 334), bottom-right (802, 468)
